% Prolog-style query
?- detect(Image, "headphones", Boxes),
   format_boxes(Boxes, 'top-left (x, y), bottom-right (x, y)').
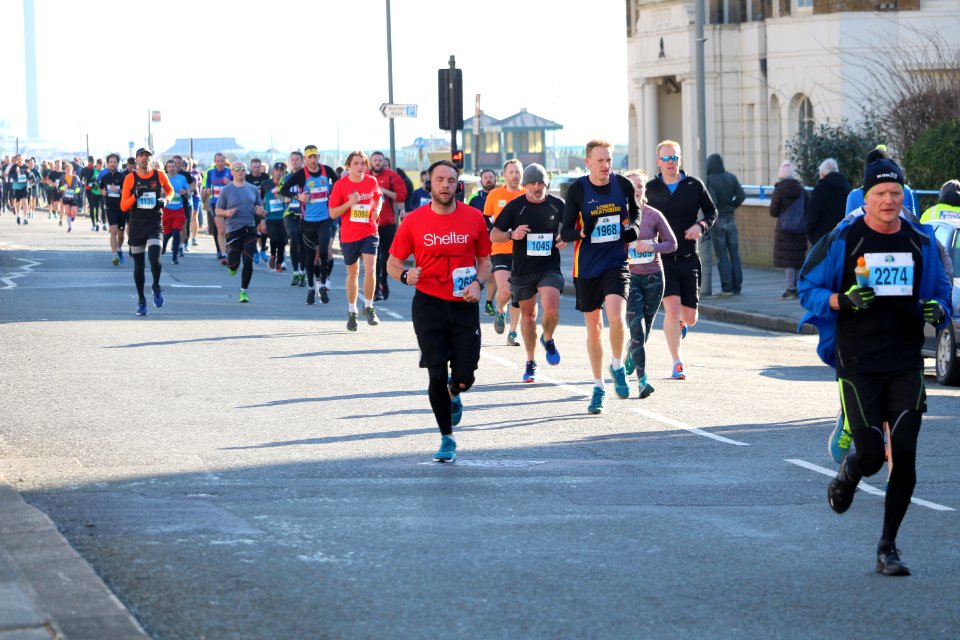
top-left (424, 159), bottom-right (464, 195)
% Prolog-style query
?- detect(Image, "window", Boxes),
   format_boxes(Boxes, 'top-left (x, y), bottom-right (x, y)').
top-left (952, 228), bottom-right (960, 274)
top-left (463, 133), bottom-right (472, 154)
top-left (483, 132), bottom-right (499, 154)
top-left (795, 0), bottom-right (813, 9)
top-left (798, 96), bottom-right (814, 131)
top-left (505, 132), bottom-right (515, 155)
top-left (527, 131), bottom-right (544, 154)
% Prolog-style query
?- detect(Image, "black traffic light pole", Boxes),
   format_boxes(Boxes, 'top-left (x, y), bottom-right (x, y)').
top-left (438, 56), bottom-right (463, 168)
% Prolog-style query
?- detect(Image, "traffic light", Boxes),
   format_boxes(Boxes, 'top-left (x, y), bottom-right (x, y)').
top-left (438, 68), bottom-right (463, 131)
top-left (451, 150), bottom-right (464, 169)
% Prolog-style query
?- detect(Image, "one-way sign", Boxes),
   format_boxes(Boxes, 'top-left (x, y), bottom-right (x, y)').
top-left (380, 103), bottom-right (418, 118)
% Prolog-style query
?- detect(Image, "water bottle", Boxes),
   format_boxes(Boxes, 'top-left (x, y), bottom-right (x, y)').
top-left (855, 256), bottom-right (870, 288)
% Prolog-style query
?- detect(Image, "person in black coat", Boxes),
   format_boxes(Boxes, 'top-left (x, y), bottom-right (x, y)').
top-left (805, 158), bottom-right (851, 246)
top-left (769, 161), bottom-right (808, 299)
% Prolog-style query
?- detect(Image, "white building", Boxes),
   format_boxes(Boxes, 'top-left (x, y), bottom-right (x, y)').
top-left (626, 0), bottom-right (960, 183)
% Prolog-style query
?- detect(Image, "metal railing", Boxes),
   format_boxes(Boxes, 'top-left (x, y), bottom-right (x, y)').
top-left (743, 184), bottom-right (939, 201)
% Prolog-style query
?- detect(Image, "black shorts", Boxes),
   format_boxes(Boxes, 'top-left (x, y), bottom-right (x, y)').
top-left (10, 190), bottom-right (27, 201)
top-left (411, 289), bottom-right (481, 370)
top-left (491, 254), bottom-right (513, 272)
top-left (127, 221), bottom-right (162, 247)
top-left (662, 253), bottom-right (702, 309)
top-left (838, 369), bottom-right (927, 427)
top-left (105, 207), bottom-right (128, 229)
top-left (49, 190), bottom-right (62, 202)
top-left (341, 234), bottom-right (379, 266)
top-left (511, 268), bottom-right (565, 304)
top-left (574, 265), bottom-right (629, 313)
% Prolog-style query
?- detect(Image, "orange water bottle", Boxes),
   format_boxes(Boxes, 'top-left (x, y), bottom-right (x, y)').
top-left (855, 256), bottom-right (870, 288)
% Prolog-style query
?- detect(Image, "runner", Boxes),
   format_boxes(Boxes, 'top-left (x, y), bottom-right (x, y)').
top-left (484, 159), bottom-right (526, 346)
top-left (367, 151), bottom-right (407, 301)
top-left (278, 146), bottom-right (339, 304)
top-left (7, 155), bottom-right (29, 225)
top-left (161, 160), bottom-right (190, 265)
top-left (261, 162), bottom-right (288, 272)
top-left (328, 150), bottom-right (382, 329)
top-left (623, 171), bottom-right (678, 397)
top-left (100, 154), bottom-right (128, 266)
top-left (407, 171), bottom-right (431, 210)
top-left (387, 160), bottom-right (492, 461)
top-left (216, 161), bottom-right (266, 303)
top-left (172, 155), bottom-right (198, 255)
top-left (280, 151), bottom-right (306, 287)
top-left (80, 156), bottom-right (101, 231)
top-left (798, 151), bottom-right (951, 576)
top-left (26, 157), bottom-right (41, 220)
top-left (644, 140), bottom-right (717, 380)
top-left (245, 158), bottom-right (271, 264)
top-left (470, 169), bottom-right (499, 315)
top-left (491, 164), bottom-right (566, 382)
top-left (202, 152), bottom-right (233, 263)
top-left (186, 157), bottom-right (203, 244)
top-left (58, 162), bottom-right (83, 233)
top-left (120, 148), bottom-right (173, 316)
top-left (559, 139), bottom-right (642, 413)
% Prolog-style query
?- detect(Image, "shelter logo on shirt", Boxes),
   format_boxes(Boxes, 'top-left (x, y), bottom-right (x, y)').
top-left (423, 231), bottom-right (469, 247)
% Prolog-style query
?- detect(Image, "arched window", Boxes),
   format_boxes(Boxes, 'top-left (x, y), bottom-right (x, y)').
top-left (788, 94), bottom-right (814, 138)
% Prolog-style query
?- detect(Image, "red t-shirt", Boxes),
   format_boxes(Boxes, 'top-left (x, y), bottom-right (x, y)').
top-left (366, 168), bottom-right (407, 226)
top-left (329, 174), bottom-right (382, 243)
top-left (390, 201), bottom-right (492, 302)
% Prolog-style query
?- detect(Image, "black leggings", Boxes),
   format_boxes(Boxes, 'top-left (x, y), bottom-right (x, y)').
top-left (626, 271), bottom-right (664, 378)
top-left (839, 370), bottom-right (924, 544)
top-left (131, 244), bottom-right (162, 301)
top-left (226, 226), bottom-right (258, 289)
top-left (301, 219), bottom-right (332, 288)
top-left (427, 364), bottom-right (476, 436)
top-left (284, 216), bottom-right (302, 273)
top-left (266, 219), bottom-right (287, 266)
top-left (88, 193), bottom-right (100, 222)
top-left (376, 222), bottom-right (396, 289)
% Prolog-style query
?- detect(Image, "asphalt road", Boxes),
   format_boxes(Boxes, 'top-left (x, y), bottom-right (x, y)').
top-left (1, 218), bottom-right (958, 639)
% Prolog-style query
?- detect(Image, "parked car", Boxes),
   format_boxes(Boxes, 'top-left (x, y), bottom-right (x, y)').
top-left (547, 172), bottom-right (582, 201)
top-left (922, 219), bottom-right (960, 385)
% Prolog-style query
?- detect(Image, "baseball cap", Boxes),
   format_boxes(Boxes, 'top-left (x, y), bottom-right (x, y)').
top-left (304, 145), bottom-right (319, 157)
top-left (135, 147), bottom-right (153, 157)
top-left (273, 162), bottom-right (286, 171)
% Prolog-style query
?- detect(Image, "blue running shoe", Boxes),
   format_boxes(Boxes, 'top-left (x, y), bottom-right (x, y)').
top-left (828, 409), bottom-right (852, 464)
top-left (587, 387), bottom-right (606, 414)
top-left (493, 311), bottom-right (506, 335)
top-left (136, 299), bottom-right (147, 316)
top-left (118, 251), bottom-right (125, 264)
top-left (253, 250), bottom-right (260, 265)
top-left (152, 287), bottom-right (164, 309)
top-left (680, 321), bottom-right (688, 339)
top-left (610, 364), bottom-right (629, 399)
top-left (540, 335), bottom-right (560, 366)
top-left (434, 435), bottom-right (457, 462)
top-left (624, 351), bottom-right (635, 376)
top-left (522, 360), bottom-right (537, 383)
top-left (671, 362), bottom-right (686, 380)
top-left (451, 394), bottom-right (463, 427)
top-left (638, 374), bottom-right (655, 399)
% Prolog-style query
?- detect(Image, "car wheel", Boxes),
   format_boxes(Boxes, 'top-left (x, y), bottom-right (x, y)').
top-left (935, 324), bottom-right (960, 386)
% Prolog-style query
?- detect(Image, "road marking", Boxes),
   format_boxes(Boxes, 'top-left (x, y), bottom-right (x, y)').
top-left (631, 408), bottom-right (750, 446)
top-left (784, 458), bottom-right (954, 512)
top-left (170, 284), bottom-right (223, 289)
top-left (0, 257), bottom-right (42, 289)
top-left (377, 307), bottom-right (404, 320)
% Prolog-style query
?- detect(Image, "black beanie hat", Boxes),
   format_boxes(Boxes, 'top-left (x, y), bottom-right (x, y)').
top-left (863, 145), bottom-right (904, 195)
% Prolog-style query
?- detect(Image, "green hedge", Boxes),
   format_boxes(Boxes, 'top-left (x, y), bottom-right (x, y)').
top-left (903, 119), bottom-right (960, 194)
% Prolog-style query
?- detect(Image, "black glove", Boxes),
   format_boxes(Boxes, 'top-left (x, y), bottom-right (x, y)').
top-left (621, 221), bottom-right (640, 244)
top-left (580, 213), bottom-right (597, 238)
top-left (921, 299), bottom-right (945, 324)
top-left (838, 285), bottom-right (875, 312)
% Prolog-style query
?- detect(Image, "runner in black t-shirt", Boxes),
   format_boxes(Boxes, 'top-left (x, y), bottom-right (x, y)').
top-left (245, 158), bottom-right (271, 263)
top-left (492, 164), bottom-right (566, 382)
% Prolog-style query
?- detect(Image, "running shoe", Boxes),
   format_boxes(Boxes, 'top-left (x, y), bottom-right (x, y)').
top-left (253, 251), bottom-right (260, 265)
top-left (827, 460), bottom-right (858, 514)
top-left (638, 374), bottom-right (655, 399)
top-left (16, 216), bottom-right (21, 225)
top-left (112, 254), bottom-right (120, 267)
top-left (828, 409), bottom-right (852, 465)
top-left (381, 282), bottom-right (389, 301)
top-left (268, 255), bottom-right (276, 269)
top-left (484, 301), bottom-right (495, 316)
top-left (540, 335), bottom-right (560, 366)
top-left (507, 331), bottom-right (520, 346)
top-left (373, 289), bottom-right (384, 302)
top-left (319, 287), bottom-right (329, 304)
top-left (239, 290), bottom-right (249, 303)
top-left (365, 307), bottom-right (380, 326)
top-left (346, 312), bottom-right (358, 332)
top-left (228, 267), bottom-right (237, 276)
top-left (451, 394), bottom-right (463, 426)
top-left (291, 274), bottom-right (300, 286)
top-left (306, 289), bottom-right (316, 305)
top-left (671, 362), bottom-right (686, 380)
top-left (610, 364), bottom-right (630, 399)
top-left (260, 250), bottom-right (269, 262)
top-left (876, 543), bottom-right (910, 576)
top-left (182, 244), bottom-right (189, 254)
top-left (493, 312), bottom-right (506, 334)
top-left (22, 219), bottom-right (28, 225)
top-left (587, 387), bottom-right (606, 414)
top-left (172, 256), bottom-right (179, 265)
top-left (118, 251), bottom-right (124, 264)
top-left (522, 360), bottom-right (537, 383)
top-left (136, 299), bottom-right (147, 316)
top-left (152, 287), bottom-right (164, 308)
top-left (679, 321), bottom-right (688, 339)
top-left (298, 274), bottom-right (306, 287)
top-left (179, 246), bottom-right (185, 257)
top-left (624, 351), bottom-right (635, 375)
top-left (434, 435), bottom-right (457, 462)
top-left (275, 264), bottom-right (283, 274)
top-left (191, 238), bottom-right (198, 246)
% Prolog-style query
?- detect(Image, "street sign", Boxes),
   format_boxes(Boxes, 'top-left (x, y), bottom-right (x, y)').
top-left (379, 103), bottom-right (418, 119)
top-left (151, 111), bottom-right (161, 123)
top-left (414, 137), bottom-right (425, 149)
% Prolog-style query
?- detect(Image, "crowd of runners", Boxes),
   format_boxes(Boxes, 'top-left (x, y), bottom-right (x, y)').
top-left (3, 139), bottom-right (954, 576)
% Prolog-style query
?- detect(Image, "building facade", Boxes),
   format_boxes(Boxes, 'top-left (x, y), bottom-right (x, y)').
top-left (626, 0), bottom-right (960, 183)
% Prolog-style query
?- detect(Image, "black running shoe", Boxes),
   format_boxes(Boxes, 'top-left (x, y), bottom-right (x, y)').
top-left (876, 542), bottom-right (911, 576)
top-left (346, 312), bottom-right (358, 332)
top-left (319, 287), bottom-right (329, 304)
top-left (827, 461), bottom-right (858, 514)
top-left (306, 289), bottom-right (316, 305)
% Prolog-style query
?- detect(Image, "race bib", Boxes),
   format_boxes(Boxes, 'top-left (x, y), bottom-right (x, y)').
top-left (62, 190), bottom-right (75, 201)
top-left (137, 192), bottom-right (157, 209)
top-left (106, 185), bottom-right (120, 197)
top-left (268, 199), bottom-right (284, 213)
top-left (212, 185), bottom-right (222, 198)
top-left (590, 215), bottom-right (620, 244)
top-left (419, 197), bottom-right (431, 207)
top-left (17, 174), bottom-right (27, 183)
top-left (628, 239), bottom-right (656, 265)
top-left (526, 233), bottom-right (553, 256)
top-left (452, 266), bottom-right (477, 298)
top-left (350, 203), bottom-right (371, 223)
top-left (864, 252), bottom-right (914, 296)
top-left (170, 194), bottom-right (181, 205)
top-left (308, 186), bottom-right (329, 203)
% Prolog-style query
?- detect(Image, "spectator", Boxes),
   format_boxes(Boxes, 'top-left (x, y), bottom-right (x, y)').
top-left (705, 153), bottom-right (746, 296)
top-left (919, 179), bottom-right (960, 223)
top-left (806, 158), bottom-right (851, 246)
top-left (769, 161), bottom-right (808, 299)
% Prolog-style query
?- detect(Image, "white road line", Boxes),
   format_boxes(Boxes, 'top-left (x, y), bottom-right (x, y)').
top-left (0, 257), bottom-right (43, 289)
top-left (170, 284), bottom-right (223, 289)
top-left (784, 458), bottom-right (954, 512)
top-left (631, 408), bottom-right (751, 446)
top-left (377, 307), bottom-right (404, 320)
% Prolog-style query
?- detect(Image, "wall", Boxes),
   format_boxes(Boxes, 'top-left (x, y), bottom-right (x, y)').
top-left (730, 198), bottom-right (793, 268)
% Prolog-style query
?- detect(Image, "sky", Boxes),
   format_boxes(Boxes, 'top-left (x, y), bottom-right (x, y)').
top-left (0, 0), bottom-right (629, 158)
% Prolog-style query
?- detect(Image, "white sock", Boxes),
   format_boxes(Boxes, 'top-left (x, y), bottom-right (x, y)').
top-left (674, 359), bottom-right (682, 366)
top-left (364, 300), bottom-right (373, 309)
top-left (595, 378), bottom-right (605, 390)
top-left (611, 357), bottom-right (622, 370)
top-left (348, 303), bottom-right (358, 313)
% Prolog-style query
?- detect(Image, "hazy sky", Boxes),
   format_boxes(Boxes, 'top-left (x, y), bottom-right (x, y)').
top-left (0, 0), bottom-right (628, 156)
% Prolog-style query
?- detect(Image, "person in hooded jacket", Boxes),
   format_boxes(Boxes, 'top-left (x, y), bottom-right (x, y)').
top-left (770, 161), bottom-right (809, 299)
top-left (705, 153), bottom-right (746, 296)
top-left (806, 158), bottom-right (851, 246)
top-left (919, 179), bottom-right (960, 223)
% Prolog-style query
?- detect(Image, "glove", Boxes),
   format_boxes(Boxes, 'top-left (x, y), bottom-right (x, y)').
top-left (838, 285), bottom-right (875, 312)
top-left (580, 213), bottom-right (597, 238)
top-left (921, 299), bottom-right (945, 324)
top-left (621, 221), bottom-right (640, 244)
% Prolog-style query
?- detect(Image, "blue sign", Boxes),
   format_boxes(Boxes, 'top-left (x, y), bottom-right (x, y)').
top-left (406, 105), bottom-right (417, 117)
top-left (414, 137), bottom-right (425, 149)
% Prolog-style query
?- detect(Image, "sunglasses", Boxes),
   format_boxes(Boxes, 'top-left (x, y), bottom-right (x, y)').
top-left (659, 155), bottom-right (680, 162)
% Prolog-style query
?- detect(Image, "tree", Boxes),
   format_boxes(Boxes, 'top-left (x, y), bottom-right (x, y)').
top-left (903, 119), bottom-right (960, 197)
top-left (785, 118), bottom-right (882, 187)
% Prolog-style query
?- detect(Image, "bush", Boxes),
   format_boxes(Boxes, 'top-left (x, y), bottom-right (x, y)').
top-left (785, 118), bottom-right (884, 187)
top-left (902, 119), bottom-right (960, 193)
